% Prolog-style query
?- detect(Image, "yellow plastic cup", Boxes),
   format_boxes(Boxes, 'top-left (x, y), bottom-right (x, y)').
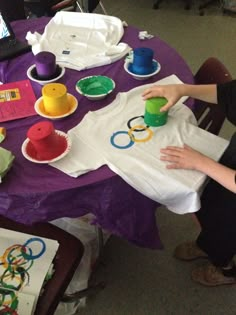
top-left (42, 83), bottom-right (69, 116)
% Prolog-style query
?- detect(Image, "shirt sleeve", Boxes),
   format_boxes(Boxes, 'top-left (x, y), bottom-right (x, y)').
top-left (217, 80), bottom-right (236, 126)
top-left (50, 130), bottom-right (106, 177)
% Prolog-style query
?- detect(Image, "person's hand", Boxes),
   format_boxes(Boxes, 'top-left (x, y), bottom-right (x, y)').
top-left (142, 84), bottom-right (184, 112)
top-left (160, 144), bottom-right (207, 170)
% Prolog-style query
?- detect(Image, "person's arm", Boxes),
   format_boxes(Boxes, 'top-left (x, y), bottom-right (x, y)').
top-left (143, 81), bottom-right (236, 193)
top-left (142, 84), bottom-right (217, 112)
top-left (160, 145), bottom-right (236, 193)
top-left (217, 81), bottom-right (236, 125)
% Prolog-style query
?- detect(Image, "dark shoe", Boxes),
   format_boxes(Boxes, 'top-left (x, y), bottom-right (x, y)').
top-left (191, 263), bottom-right (236, 287)
top-left (174, 241), bottom-right (208, 261)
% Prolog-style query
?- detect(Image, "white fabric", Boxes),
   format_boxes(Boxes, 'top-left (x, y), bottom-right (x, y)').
top-left (26, 12), bottom-right (131, 71)
top-left (50, 75), bottom-right (229, 214)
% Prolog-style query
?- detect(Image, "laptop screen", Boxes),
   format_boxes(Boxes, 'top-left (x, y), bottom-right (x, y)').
top-left (0, 11), bottom-right (31, 61)
top-left (0, 13), bottom-right (11, 39)
top-left (0, 12), bottom-right (14, 42)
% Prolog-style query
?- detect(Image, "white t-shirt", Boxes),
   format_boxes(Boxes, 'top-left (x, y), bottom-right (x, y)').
top-left (26, 12), bottom-right (130, 71)
top-left (51, 75), bottom-right (229, 214)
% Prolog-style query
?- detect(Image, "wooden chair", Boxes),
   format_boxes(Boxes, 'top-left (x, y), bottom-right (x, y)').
top-left (193, 57), bottom-right (232, 135)
top-left (0, 215), bottom-right (85, 315)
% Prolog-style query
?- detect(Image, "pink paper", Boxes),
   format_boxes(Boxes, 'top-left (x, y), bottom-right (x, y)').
top-left (0, 79), bottom-right (37, 122)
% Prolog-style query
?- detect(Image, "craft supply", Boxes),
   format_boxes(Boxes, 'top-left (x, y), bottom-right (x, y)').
top-left (131, 47), bottom-right (154, 75)
top-left (76, 75), bottom-right (115, 100)
top-left (0, 80), bottom-right (37, 123)
top-left (27, 64), bottom-right (65, 86)
top-left (138, 31), bottom-right (154, 40)
top-left (144, 97), bottom-right (168, 126)
top-left (0, 147), bottom-right (15, 181)
top-left (0, 127), bottom-right (6, 143)
top-left (35, 51), bottom-right (57, 79)
top-left (42, 83), bottom-right (69, 116)
top-left (27, 121), bottom-right (67, 161)
top-left (124, 59), bottom-right (160, 80)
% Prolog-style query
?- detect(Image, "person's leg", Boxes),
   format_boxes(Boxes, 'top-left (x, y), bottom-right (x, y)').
top-left (196, 133), bottom-right (236, 267)
top-left (192, 179), bottom-right (236, 286)
top-left (175, 134), bottom-right (236, 286)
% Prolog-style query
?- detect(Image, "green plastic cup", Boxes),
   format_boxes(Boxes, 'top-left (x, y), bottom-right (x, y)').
top-left (144, 97), bottom-right (168, 127)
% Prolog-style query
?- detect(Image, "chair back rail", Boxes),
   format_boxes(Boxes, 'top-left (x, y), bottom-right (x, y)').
top-left (193, 57), bottom-right (232, 135)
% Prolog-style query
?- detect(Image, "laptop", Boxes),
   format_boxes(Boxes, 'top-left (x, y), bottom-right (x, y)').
top-left (0, 11), bottom-right (31, 61)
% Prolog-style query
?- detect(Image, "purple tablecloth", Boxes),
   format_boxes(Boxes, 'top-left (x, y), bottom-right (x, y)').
top-left (0, 17), bottom-right (194, 249)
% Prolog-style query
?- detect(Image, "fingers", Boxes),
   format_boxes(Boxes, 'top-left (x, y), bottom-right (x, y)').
top-left (142, 85), bottom-right (166, 99)
top-left (142, 87), bottom-right (175, 112)
top-left (159, 103), bottom-right (173, 112)
top-left (160, 154), bottom-right (183, 169)
top-left (160, 145), bottom-right (196, 170)
top-left (156, 101), bottom-right (172, 112)
top-left (160, 146), bottom-right (185, 155)
top-left (183, 143), bottom-right (190, 149)
top-left (166, 164), bottom-right (182, 169)
top-left (160, 154), bottom-right (181, 162)
top-left (142, 87), bottom-right (159, 100)
top-left (160, 146), bottom-right (185, 169)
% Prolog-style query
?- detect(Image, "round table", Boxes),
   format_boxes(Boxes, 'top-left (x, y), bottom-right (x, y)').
top-left (0, 16), bottom-right (194, 249)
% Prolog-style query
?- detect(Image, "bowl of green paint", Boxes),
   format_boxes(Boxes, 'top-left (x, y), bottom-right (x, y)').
top-left (76, 75), bottom-right (115, 101)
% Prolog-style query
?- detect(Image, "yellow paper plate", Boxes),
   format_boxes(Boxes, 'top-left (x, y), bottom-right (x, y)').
top-left (34, 93), bottom-right (78, 119)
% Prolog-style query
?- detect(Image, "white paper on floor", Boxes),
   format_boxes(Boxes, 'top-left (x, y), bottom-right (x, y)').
top-left (51, 214), bottom-right (110, 315)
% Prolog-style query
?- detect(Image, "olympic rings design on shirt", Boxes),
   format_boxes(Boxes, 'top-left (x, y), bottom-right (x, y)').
top-left (127, 116), bottom-right (149, 131)
top-left (110, 115), bottom-right (154, 149)
top-left (128, 125), bottom-right (153, 143)
top-left (110, 131), bottom-right (135, 149)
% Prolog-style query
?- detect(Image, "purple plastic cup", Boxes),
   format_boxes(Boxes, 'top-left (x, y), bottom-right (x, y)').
top-left (35, 51), bottom-right (56, 79)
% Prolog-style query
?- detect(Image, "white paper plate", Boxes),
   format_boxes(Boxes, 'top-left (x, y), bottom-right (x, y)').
top-left (27, 64), bottom-right (65, 86)
top-left (21, 130), bottom-right (71, 164)
top-left (76, 75), bottom-right (115, 100)
top-left (124, 59), bottom-right (161, 80)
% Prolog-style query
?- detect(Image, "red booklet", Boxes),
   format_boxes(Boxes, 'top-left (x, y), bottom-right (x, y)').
top-left (0, 80), bottom-right (37, 122)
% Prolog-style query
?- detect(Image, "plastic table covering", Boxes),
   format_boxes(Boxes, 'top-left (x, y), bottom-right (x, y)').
top-left (0, 16), bottom-right (194, 249)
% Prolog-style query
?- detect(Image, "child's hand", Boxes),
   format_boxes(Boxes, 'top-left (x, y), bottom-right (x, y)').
top-left (142, 84), bottom-right (184, 112)
top-left (160, 144), bottom-right (206, 170)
